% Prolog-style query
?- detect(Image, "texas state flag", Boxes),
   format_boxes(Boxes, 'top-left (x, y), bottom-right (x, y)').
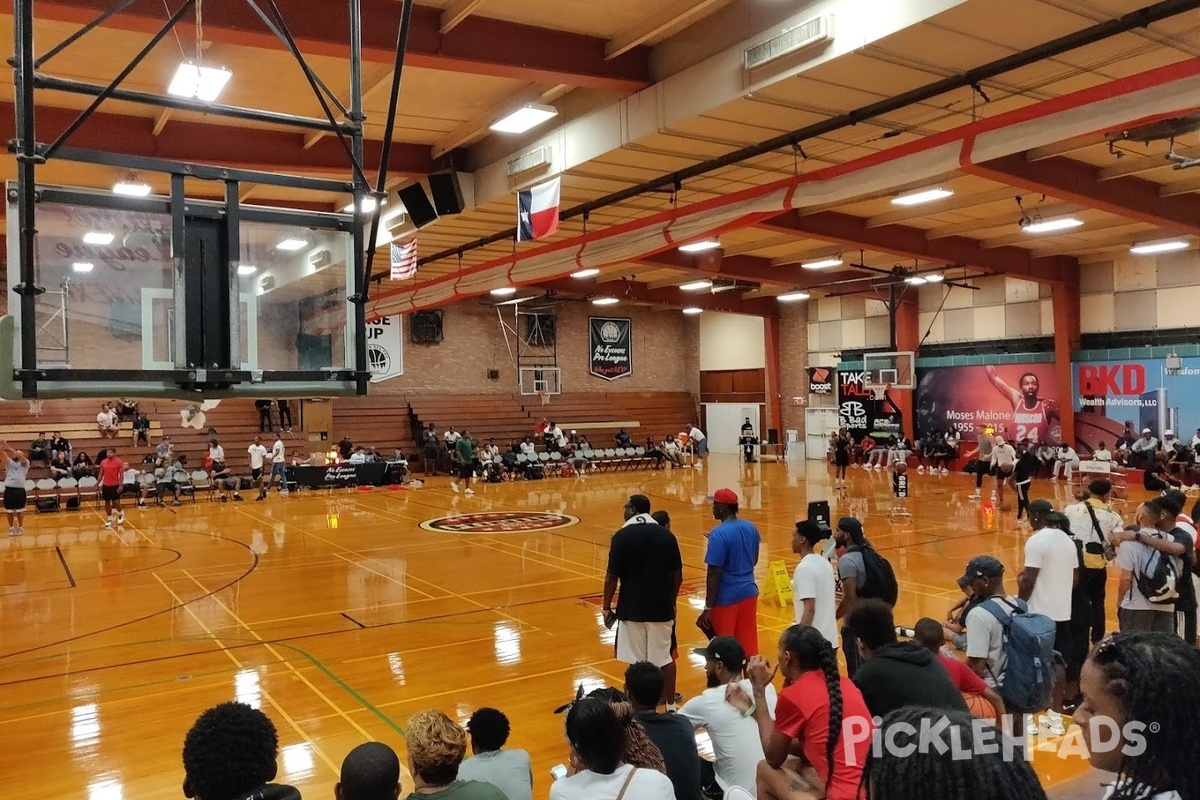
top-left (517, 177), bottom-right (561, 242)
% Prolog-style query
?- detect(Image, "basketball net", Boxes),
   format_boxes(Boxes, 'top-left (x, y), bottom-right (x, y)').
top-left (539, 388), bottom-right (550, 406)
top-left (868, 383), bottom-right (890, 402)
top-left (27, 399), bottom-right (43, 416)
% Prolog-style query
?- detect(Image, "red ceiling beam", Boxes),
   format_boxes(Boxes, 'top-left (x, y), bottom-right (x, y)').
top-left (757, 211), bottom-right (1078, 285)
top-left (12, 102), bottom-right (434, 179)
top-left (31, 0), bottom-right (651, 92)
top-left (540, 278), bottom-right (779, 317)
top-left (968, 154), bottom-right (1200, 238)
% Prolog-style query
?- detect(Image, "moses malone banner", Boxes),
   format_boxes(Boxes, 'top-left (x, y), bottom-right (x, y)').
top-left (589, 317), bottom-right (632, 381)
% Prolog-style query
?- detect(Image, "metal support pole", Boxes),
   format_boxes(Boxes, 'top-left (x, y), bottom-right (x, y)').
top-left (888, 283), bottom-right (899, 352)
top-left (13, 0), bottom-right (44, 396)
top-left (348, 0), bottom-right (369, 394)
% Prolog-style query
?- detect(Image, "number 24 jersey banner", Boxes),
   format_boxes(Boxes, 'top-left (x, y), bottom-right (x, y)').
top-left (916, 364), bottom-right (1061, 444)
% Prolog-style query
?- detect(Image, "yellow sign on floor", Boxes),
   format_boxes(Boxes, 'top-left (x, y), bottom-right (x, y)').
top-left (759, 558), bottom-right (794, 607)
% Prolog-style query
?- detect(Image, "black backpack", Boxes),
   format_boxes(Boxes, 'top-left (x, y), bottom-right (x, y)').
top-left (1133, 532), bottom-right (1181, 606)
top-left (847, 544), bottom-right (899, 605)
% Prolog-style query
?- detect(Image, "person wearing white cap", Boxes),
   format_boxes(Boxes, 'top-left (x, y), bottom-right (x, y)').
top-left (1051, 443), bottom-right (1080, 483)
top-left (1163, 429), bottom-right (1180, 453)
top-left (1130, 428), bottom-right (1159, 469)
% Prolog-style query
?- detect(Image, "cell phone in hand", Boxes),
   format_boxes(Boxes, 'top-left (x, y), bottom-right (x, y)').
top-left (550, 764), bottom-right (568, 781)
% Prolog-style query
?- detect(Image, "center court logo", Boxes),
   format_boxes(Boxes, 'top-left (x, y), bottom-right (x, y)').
top-left (419, 511), bottom-right (580, 534)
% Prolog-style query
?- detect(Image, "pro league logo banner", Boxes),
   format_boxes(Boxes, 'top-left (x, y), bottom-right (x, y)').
top-left (915, 364), bottom-right (1061, 444)
top-left (1074, 359), bottom-right (1200, 456)
top-left (589, 317), bottom-right (632, 381)
top-left (838, 371), bottom-right (902, 441)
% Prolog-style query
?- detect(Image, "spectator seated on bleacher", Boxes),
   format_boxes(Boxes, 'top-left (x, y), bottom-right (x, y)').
top-left (114, 398), bottom-right (139, 422)
top-left (155, 435), bottom-right (174, 466)
top-left (96, 403), bottom-right (119, 440)
top-left (28, 432), bottom-right (48, 465)
top-left (459, 707), bottom-right (533, 800)
top-left (132, 412), bottom-right (151, 446)
top-left (182, 702), bottom-right (300, 800)
top-left (156, 457), bottom-right (187, 506)
top-left (501, 445), bottom-right (520, 480)
top-left (407, 709), bottom-right (508, 800)
top-left (615, 428), bottom-right (633, 448)
top-left (519, 437), bottom-right (536, 457)
top-left (50, 451), bottom-right (72, 479)
top-left (72, 451), bottom-right (95, 479)
top-left (49, 431), bottom-right (70, 461)
top-left (338, 742), bottom-right (402, 800)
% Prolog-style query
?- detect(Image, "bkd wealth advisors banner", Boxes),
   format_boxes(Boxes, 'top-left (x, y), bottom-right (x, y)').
top-left (915, 364), bottom-right (1060, 444)
top-left (589, 317), bottom-right (632, 381)
top-left (1074, 358), bottom-right (1200, 456)
top-left (838, 370), bottom-right (902, 442)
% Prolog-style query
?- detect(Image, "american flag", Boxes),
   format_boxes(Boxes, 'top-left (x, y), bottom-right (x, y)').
top-left (390, 239), bottom-right (417, 280)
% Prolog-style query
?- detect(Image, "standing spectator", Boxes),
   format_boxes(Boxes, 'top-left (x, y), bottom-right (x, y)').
top-left (603, 495), bottom-right (683, 705)
top-left (98, 447), bottom-right (126, 528)
top-left (697, 488), bottom-right (760, 656)
top-left (338, 435), bottom-right (354, 461)
top-left (736, 625), bottom-right (873, 800)
top-left (791, 520), bottom-right (839, 647)
top-left (963, 427), bottom-right (995, 500)
top-left (1012, 440), bottom-right (1039, 524)
top-left (679, 636), bottom-right (777, 797)
top-left (832, 517), bottom-right (897, 678)
top-left (2, 440), bottom-right (29, 537)
top-left (1019, 501), bottom-right (1078, 736)
top-left (739, 417), bottom-right (757, 463)
top-left (551, 698), bottom-right (674, 800)
top-left (27, 432), bottom-right (48, 465)
top-left (1115, 502), bottom-right (1183, 633)
top-left (844, 599), bottom-right (968, 718)
top-left (831, 429), bottom-right (851, 488)
top-left (182, 702), bottom-right (300, 800)
top-left (649, 509), bottom-right (682, 712)
top-left (459, 708), bottom-right (532, 800)
top-left (260, 433), bottom-right (288, 498)
top-left (96, 403), bottom-right (118, 439)
top-left (1075, 632), bottom-right (1200, 800)
top-left (422, 423), bottom-right (440, 476)
top-left (1064, 480), bottom-right (1123, 645)
top-left (276, 399), bottom-right (293, 432)
top-left (962, 556), bottom-right (1016, 688)
top-left (247, 436), bottom-right (268, 497)
top-left (688, 422), bottom-right (707, 456)
top-left (336, 742), bottom-right (401, 800)
top-left (404, 709), bottom-right (508, 799)
top-left (989, 435), bottom-right (1017, 508)
top-left (911, 618), bottom-right (1006, 720)
top-left (1149, 493), bottom-right (1197, 645)
top-left (624, 663), bottom-right (702, 800)
top-left (255, 399), bottom-right (274, 433)
top-left (452, 432), bottom-right (477, 496)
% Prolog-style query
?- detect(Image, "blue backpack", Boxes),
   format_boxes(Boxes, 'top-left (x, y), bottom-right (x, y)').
top-left (981, 597), bottom-right (1058, 714)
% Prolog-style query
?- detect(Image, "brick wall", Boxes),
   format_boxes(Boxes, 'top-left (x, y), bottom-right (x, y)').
top-left (778, 301), bottom-right (809, 441)
top-left (372, 301), bottom-right (702, 396)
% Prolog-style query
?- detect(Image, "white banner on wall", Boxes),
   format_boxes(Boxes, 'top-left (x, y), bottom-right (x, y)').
top-left (366, 315), bottom-right (403, 382)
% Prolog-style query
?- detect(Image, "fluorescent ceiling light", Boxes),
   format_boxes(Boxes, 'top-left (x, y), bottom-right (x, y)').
top-left (489, 287), bottom-right (517, 296)
top-left (1023, 216), bottom-right (1083, 234)
top-left (71, 262), bottom-right (94, 273)
top-left (905, 276), bottom-right (928, 285)
top-left (571, 268), bottom-right (599, 279)
top-left (924, 273), bottom-right (944, 283)
top-left (167, 62), bottom-right (232, 102)
top-left (343, 197), bottom-right (380, 213)
top-left (801, 257), bottom-right (842, 270)
top-left (1130, 239), bottom-right (1189, 255)
top-left (682, 307), bottom-right (703, 315)
top-left (112, 179), bottom-right (151, 197)
top-left (237, 265), bottom-right (258, 276)
top-left (591, 297), bottom-right (619, 306)
top-left (891, 188), bottom-right (954, 206)
top-left (678, 239), bottom-right (721, 253)
top-left (777, 291), bottom-right (811, 302)
top-left (83, 231), bottom-right (114, 245)
top-left (490, 103), bottom-right (558, 134)
top-left (276, 238), bottom-right (307, 252)
top-left (679, 280), bottom-right (712, 291)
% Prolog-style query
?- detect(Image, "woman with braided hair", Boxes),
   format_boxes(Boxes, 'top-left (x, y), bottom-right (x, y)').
top-left (863, 706), bottom-right (1046, 800)
top-left (1075, 632), bottom-right (1200, 800)
top-left (731, 624), bottom-right (872, 800)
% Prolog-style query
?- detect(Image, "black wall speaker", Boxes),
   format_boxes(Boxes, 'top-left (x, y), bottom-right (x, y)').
top-left (428, 170), bottom-right (466, 216)
top-left (487, 369), bottom-right (500, 380)
top-left (410, 310), bottom-right (444, 344)
top-left (397, 183), bottom-right (438, 229)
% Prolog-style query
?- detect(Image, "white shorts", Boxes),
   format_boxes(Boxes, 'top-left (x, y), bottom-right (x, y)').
top-left (615, 620), bottom-right (674, 667)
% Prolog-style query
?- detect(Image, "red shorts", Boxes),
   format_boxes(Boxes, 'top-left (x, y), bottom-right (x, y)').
top-left (710, 595), bottom-right (759, 656)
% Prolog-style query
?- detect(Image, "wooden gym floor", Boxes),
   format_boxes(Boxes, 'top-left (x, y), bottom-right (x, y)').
top-left (0, 455), bottom-right (1117, 799)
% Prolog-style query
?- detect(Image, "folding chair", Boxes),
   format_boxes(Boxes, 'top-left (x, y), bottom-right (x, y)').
top-left (35, 478), bottom-right (59, 512)
top-left (633, 446), bottom-right (648, 469)
top-left (190, 470), bottom-right (213, 501)
top-left (57, 476), bottom-right (79, 510)
top-left (77, 476), bottom-right (100, 509)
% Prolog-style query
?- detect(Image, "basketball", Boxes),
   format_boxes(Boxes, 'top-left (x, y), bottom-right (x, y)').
top-left (964, 692), bottom-right (998, 721)
top-left (998, 501), bottom-right (1012, 512)
top-left (998, 463), bottom-right (1014, 474)
top-left (893, 461), bottom-right (908, 475)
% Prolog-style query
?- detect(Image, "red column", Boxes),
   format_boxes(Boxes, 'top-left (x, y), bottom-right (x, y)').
top-left (763, 315), bottom-right (783, 440)
top-left (1052, 277), bottom-right (1081, 445)
top-left (895, 299), bottom-right (920, 441)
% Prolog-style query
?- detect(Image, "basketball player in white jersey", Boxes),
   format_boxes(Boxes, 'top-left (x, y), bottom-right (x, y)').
top-left (986, 367), bottom-right (1060, 445)
top-left (990, 435), bottom-right (1017, 509)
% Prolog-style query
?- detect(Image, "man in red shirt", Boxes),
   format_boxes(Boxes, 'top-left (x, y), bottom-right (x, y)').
top-left (912, 617), bottom-right (1005, 720)
top-left (97, 447), bottom-right (127, 528)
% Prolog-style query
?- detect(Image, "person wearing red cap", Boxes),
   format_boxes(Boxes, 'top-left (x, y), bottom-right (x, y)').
top-left (698, 488), bottom-right (761, 656)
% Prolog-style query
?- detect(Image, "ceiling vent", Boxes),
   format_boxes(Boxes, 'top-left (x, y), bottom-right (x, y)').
top-left (745, 15), bottom-right (831, 72)
top-left (507, 146), bottom-right (553, 178)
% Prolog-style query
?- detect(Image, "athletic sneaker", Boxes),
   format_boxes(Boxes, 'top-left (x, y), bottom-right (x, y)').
top-left (450, 482), bottom-right (459, 493)
top-left (968, 492), bottom-right (981, 500)
top-left (104, 518), bottom-right (113, 528)
top-left (1037, 713), bottom-right (1066, 736)
top-left (172, 499), bottom-right (182, 506)
top-left (14, 527), bottom-right (23, 536)
top-left (464, 488), bottom-right (475, 496)
top-left (233, 493), bottom-right (244, 502)
top-left (117, 511), bottom-right (125, 525)
top-left (256, 494), bottom-right (266, 502)
top-left (7, 527), bottom-right (15, 537)
top-left (940, 467), bottom-right (949, 475)
top-left (917, 465), bottom-right (925, 474)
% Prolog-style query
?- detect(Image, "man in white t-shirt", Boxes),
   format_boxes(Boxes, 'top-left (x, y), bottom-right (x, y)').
top-left (688, 423), bottom-right (707, 455)
top-left (1019, 500), bottom-right (1078, 735)
top-left (1064, 479), bottom-right (1123, 646)
top-left (791, 520), bottom-right (839, 646)
top-left (1052, 445), bottom-right (1081, 482)
top-left (96, 404), bottom-right (118, 439)
top-left (679, 636), bottom-right (778, 797)
top-left (247, 435), bottom-right (268, 494)
top-left (259, 434), bottom-right (288, 499)
top-left (1092, 441), bottom-right (1113, 463)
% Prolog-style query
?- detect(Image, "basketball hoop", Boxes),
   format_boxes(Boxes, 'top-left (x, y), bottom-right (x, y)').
top-left (867, 383), bottom-right (890, 402)
top-left (27, 399), bottom-right (43, 416)
top-left (538, 388), bottom-right (551, 406)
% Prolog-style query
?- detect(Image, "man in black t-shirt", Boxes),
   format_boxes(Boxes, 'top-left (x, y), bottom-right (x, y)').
top-left (603, 494), bottom-right (683, 701)
top-left (625, 662), bottom-right (702, 800)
